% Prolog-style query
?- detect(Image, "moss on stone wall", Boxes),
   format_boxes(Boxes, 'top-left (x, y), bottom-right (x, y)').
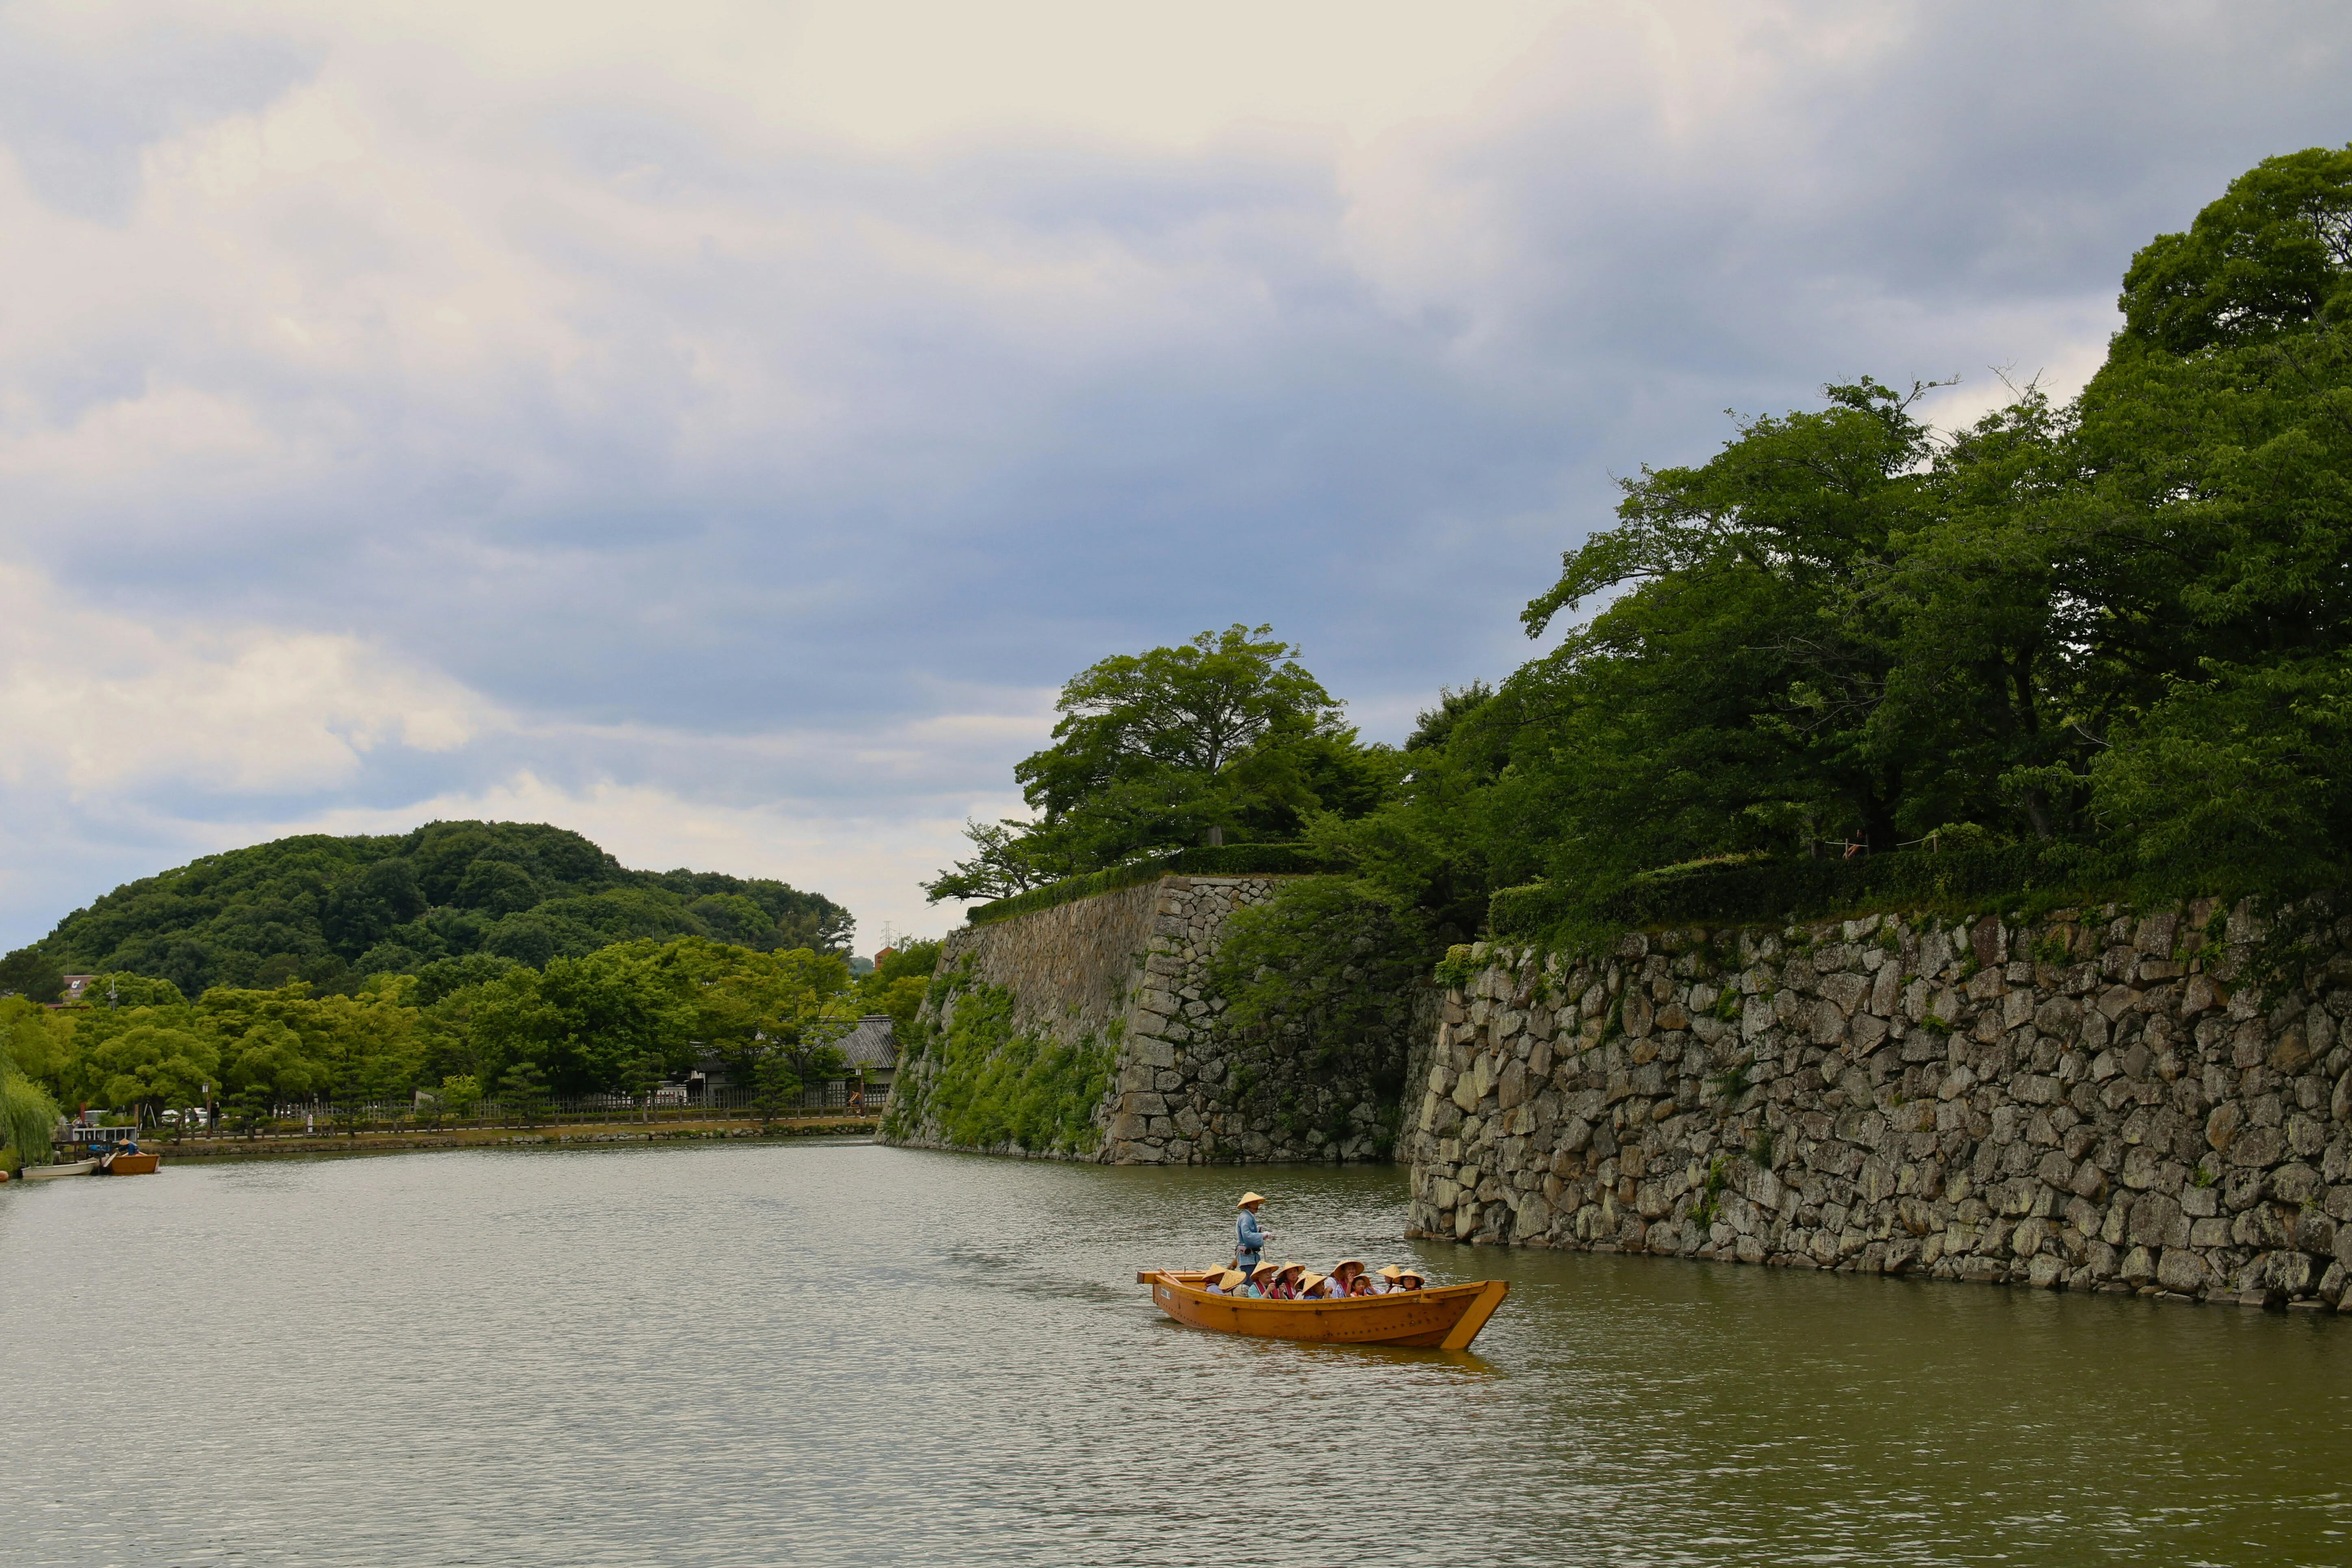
top-left (884, 959), bottom-right (1114, 1155)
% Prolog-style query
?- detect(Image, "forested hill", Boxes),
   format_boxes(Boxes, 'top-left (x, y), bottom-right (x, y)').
top-left (3, 821), bottom-right (850, 1001)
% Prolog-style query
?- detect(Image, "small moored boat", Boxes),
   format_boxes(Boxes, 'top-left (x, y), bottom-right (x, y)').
top-left (96, 1149), bottom-right (160, 1175)
top-left (1137, 1270), bottom-right (1508, 1349)
top-left (22, 1160), bottom-right (97, 1180)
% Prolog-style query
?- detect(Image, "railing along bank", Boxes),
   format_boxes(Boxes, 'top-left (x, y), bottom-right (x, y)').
top-left (79, 1082), bottom-right (882, 1144)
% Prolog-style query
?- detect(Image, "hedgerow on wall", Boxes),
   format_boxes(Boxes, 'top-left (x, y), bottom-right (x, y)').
top-left (882, 959), bottom-right (1114, 1154)
top-left (1478, 825), bottom-right (2346, 956)
top-left (1485, 841), bottom-right (2134, 942)
top-left (963, 844), bottom-right (1346, 926)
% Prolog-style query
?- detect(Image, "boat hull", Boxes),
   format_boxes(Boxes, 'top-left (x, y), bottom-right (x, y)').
top-left (1138, 1270), bottom-right (1508, 1350)
top-left (24, 1160), bottom-right (96, 1180)
top-left (98, 1152), bottom-right (160, 1175)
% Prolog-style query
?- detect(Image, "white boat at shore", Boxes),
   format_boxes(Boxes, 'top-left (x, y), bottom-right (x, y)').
top-left (22, 1160), bottom-right (97, 1180)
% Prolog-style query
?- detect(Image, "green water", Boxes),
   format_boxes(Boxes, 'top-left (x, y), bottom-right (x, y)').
top-left (1, 1142), bottom-right (2344, 1565)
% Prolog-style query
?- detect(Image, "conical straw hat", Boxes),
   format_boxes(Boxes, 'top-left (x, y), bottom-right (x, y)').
top-left (1236, 1191), bottom-right (1267, 1208)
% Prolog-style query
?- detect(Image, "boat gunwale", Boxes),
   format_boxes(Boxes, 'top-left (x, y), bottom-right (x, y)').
top-left (1141, 1269), bottom-right (1491, 1310)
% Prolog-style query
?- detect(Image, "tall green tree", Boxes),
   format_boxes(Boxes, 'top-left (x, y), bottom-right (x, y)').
top-left (0, 947), bottom-right (65, 1004)
top-left (0, 999), bottom-right (64, 1171)
top-left (1508, 378), bottom-right (1956, 880)
top-left (928, 625), bottom-right (1374, 897)
top-left (2074, 145), bottom-right (2352, 887)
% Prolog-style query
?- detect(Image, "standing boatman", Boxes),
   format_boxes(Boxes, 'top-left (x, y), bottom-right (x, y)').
top-left (1234, 1192), bottom-right (1270, 1272)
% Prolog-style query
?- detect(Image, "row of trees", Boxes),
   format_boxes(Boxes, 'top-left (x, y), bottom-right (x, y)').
top-left (0, 935), bottom-right (943, 1143)
top-left (928, 145), bottom-right (2352, 1049)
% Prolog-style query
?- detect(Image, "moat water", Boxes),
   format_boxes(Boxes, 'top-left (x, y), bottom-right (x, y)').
top-left (2, 1142), bottom-right (2346, 1566)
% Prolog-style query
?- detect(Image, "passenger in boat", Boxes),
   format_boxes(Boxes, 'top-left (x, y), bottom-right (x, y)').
top-left (1391, 1268), bottom-right (1427, 1293)
top-left (1370, 1265), bottom-right (1406, 1293)
top-left (1298, 1260), bottom-right (1355, 1297)
top-left (1201, 1269), bottom-right (1233, 1295)
top-left (1234, 1192), bottom-right (1270, 1271)
top-left (1267, 1262), bottom-right (1307, 1300)
top-left (1326, 1259), bottom-right (1370, 1297)
top-left (1241, 1261), bottom-right (1280, 1297)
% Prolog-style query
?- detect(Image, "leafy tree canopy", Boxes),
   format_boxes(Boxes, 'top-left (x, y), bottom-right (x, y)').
top-left (855, 939), bottom-right (942, 1037)
top-left (1208, 145), bottom-right (2352, 1032)
top-left (926, 626), bottom-right (1384, 900)
top-left (5, 820), bottom-right (852, 1000)
top-left (1316, 143), bottom-right (2352, 935)
top-left (4, 933), bottom-right (865, 1118)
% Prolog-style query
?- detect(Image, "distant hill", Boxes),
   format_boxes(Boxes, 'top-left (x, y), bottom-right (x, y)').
top-left (5, 821), bottom-right (850, 999)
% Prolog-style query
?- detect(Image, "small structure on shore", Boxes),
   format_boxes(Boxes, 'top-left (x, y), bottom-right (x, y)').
top-left (836, 1015), bottom-right (900, 1104)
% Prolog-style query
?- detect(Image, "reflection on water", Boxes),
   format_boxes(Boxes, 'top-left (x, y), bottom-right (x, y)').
top-left (3, 1143), bottom-right (2347, 1566)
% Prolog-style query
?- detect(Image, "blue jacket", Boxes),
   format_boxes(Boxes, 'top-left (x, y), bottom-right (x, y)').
top-left (1236, 1210), bottom-right (1266, 1260)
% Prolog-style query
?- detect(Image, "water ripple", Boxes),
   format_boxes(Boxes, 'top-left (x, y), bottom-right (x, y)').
top-left (2, 1143), bottom-right (2345, 1566)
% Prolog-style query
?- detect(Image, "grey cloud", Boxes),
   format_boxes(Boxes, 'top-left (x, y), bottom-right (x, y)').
top-left (0, 16), bottom-right (318, 222)
top-left (4, 2), bottom-right (2351, 944)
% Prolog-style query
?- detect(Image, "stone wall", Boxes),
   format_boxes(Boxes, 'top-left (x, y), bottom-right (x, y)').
top-left (1405, 899), bottom-right (2352, 1310)
top-left (884, 874), bottom-right (1400, 1165)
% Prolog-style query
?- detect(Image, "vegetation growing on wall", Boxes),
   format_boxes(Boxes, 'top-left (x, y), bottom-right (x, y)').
top-left (1205, 876), bottom-right (1421, 1117)
top-left (883, 960), bottom-right (1114, 1154)
top-left (962, 844), bottom-right (1346, 926)
top-left (1485, 839), bottom-right (2117, 941)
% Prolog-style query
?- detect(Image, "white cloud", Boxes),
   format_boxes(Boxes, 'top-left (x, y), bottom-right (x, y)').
top-left (0, 562), bottom-right (488, 797)
top-left (0, 555), bottom-right (1055, 946)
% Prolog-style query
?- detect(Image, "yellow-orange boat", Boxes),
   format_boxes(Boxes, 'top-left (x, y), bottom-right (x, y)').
top-left (1138, 1270), bottom-right (1508, 1350)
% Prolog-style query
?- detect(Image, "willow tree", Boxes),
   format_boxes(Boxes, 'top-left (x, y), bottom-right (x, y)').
top-left (0, 1000), bottom-right (63, 1171)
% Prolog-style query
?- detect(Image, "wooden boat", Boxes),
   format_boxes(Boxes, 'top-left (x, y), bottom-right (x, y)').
top-left (22, 1160), bottom-right (97, 1180)
top-left (1137, 1269), bottom-right (1509, 1350)
top-left (97, 1150), bottom-right (160, 1175)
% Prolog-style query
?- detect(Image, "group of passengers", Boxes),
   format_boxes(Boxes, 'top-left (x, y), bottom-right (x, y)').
top-left (1200, 1257), bottom-right (1426, 1299)
top-left (1213, 1191), bottom-right (1426, 1299)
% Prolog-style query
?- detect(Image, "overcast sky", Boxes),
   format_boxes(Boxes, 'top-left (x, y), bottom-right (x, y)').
top-left (1, 0), bottom-right (2347, 953)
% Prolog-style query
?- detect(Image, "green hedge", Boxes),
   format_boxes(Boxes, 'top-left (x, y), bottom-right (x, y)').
top-left (1487, 842), bottom-right (2127, 939)
top-left (965, 844), bottom-right (1346, 926)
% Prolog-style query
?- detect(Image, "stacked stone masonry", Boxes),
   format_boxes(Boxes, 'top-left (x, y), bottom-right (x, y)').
top-left (887, 874), bottom-right (1396, 1165)
top-left (1405, 900), bottom-right (2352, 1311)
